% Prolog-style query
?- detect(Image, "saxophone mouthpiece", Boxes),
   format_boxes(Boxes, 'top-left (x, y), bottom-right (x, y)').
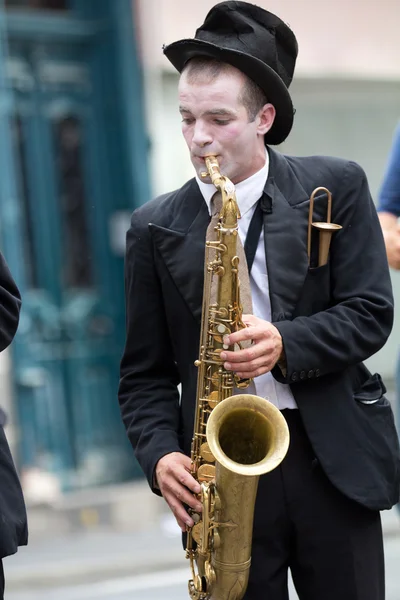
top-left (201, 156), bottom-right (218, 179)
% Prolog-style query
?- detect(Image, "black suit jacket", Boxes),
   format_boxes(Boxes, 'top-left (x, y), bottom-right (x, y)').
top-left (0, 252), bottom-right (28, 558)
top-left (119, 148), bottom-right (400, 511)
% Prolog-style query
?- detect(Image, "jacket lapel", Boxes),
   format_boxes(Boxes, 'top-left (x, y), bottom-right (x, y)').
top-left (149, 151), bottom-right (330, 325)
top-left (263, 148), bottom-right (327, 321)
top-left (149, 179), bottom-right (209, 323)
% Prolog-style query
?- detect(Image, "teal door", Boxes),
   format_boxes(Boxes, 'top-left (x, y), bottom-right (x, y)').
top-left (0, 2), bottom-right (147, 490)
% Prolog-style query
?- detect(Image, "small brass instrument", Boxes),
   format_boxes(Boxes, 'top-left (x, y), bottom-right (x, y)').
top-left (186, 156), bottom-right (290, 600)
top-left (307, 187), bottom-right (342, 267)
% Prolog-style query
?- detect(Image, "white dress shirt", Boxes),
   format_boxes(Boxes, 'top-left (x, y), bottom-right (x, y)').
top-left (196, 155), bottom-right (297, 410)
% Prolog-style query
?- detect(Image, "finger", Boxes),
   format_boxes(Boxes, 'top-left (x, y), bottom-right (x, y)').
top-left (158, 457), bottom-right (201, 495)
top-left (235, 367), bottom-right (271, 378)
top-left (234, 358), bottom-right (278, 379)
top-left (226, 355), bottom-right (270, 373)
top-left (224, 326), bottom-right (259, 346)
top-left (225, 324), bottom-right (271, 346)
top-left (221, 343), bottom-right (271, 364)
top-left (241, 314), bottom-right (257, 325)
top-left (164, 479), bottom-right (203, 513)
top-left (178, 469), bottom-right (201, 495)
top-left (178, 518), bottom-right (187, 532)
top-left (170, 509), bottom-right (188, 533)
top-left (166, 494), bottom-right (195, 529)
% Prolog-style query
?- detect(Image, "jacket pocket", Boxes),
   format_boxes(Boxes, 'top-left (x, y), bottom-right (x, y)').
top-left (354, 372), bottom-right (389, 406)
top-left (293, 263), bottom-right (331, 317)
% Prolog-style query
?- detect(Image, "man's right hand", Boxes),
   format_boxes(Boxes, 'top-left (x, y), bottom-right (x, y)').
top-left (155, 452), bottom-right (202, 532)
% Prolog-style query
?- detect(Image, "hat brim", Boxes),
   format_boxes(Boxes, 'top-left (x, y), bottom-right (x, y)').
top-left (163, 38), bottom-right (294, 145)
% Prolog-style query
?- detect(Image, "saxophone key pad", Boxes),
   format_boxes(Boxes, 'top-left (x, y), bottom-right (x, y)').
top-left (200, 442), bottom-right (215, 462)
top-left (192, 522), bottom-right (203, 545)
top-left (197, 463), bottom-right (216, 483)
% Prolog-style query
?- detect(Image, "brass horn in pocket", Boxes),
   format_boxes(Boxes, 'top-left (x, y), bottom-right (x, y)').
top-left (307, 187), bottom-right (342, 267)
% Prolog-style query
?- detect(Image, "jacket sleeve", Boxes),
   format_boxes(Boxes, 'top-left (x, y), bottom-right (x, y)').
top-left (0, 252), bottom-right (21, 352)
top-left (118, 210), bottom-right (182, 494)
top-left (272, 160), bottom-right (394, 383)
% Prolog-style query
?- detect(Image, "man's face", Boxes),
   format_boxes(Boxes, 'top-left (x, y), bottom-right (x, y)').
top-left (178, 68), bottom-right (274, 184)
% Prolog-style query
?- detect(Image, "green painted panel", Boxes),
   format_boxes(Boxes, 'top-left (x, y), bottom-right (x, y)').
top-left (0, 0), bottom-right (147, 488)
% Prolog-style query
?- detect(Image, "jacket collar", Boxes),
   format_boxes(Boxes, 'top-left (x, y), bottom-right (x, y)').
top-left (150, 148), bottom-right (320, 323)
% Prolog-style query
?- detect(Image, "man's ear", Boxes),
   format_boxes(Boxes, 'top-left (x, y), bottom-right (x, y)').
top-left (257, 103), bottom-right (276, 136)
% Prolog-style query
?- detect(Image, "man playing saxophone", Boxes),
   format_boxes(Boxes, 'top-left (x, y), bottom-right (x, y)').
top-left (119, 2), bottom-right (400, 599)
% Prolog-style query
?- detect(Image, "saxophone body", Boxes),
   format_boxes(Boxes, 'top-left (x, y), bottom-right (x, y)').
top-left (186, 157), bottom-right (290, 600)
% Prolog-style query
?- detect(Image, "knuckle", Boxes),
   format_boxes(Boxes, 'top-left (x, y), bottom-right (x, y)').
top-left (178, 472), bottom-right (187, 485)
top-left (243, 349), bottom-right (251, 361)
top-left (165, 462), bottom-right (174, 474)
top-left (176, 490), bottom-right (183, 502)
top-left (170, 497), bottom-right (183, 515)
top-left (162, 481), bottom-right (173, 495)
top-left (166, 496), bottom-right (178, 513)
top-left (165, 477), bottom-right (177, 492)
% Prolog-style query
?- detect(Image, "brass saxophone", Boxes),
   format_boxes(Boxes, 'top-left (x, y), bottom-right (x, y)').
top-left (186, 156), bottom-right (290, 600)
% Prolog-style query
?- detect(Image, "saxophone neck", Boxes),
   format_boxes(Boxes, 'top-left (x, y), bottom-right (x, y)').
top-left (204, 156), bottom-right (225, 189)
top-left (204, 156), bottom-right (241, 220)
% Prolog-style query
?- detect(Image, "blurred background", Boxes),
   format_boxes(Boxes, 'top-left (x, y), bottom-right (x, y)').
top-left (0, 1), bottom-right (399, 598)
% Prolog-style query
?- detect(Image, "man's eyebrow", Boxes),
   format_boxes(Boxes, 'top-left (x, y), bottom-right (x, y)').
top-left (178, 107), bottom-right (236, 117)
top-left (204, 109), bottom-right (236, 117)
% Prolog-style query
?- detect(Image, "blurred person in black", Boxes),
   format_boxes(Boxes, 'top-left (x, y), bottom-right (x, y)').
top-left (0, 251), bottom-right (28, 598)
top-left (119, 2), bottom-right (400, 599)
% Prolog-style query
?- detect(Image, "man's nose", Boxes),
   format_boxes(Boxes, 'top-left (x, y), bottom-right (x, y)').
top-left (192, 121), bottom-right (212, 148)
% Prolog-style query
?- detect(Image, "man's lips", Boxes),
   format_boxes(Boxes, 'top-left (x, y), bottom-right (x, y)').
top-left (194, 154), bottom-right (220, 162)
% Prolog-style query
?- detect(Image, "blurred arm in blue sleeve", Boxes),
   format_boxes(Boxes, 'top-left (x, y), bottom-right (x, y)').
top-left (378, 123), bottom-right (400, 270)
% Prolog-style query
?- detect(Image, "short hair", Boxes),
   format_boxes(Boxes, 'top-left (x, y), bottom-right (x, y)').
top-left (181, 57), bottom-right (268, 122)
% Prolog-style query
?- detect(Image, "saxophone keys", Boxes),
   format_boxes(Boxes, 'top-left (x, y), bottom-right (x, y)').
top-left (198, 463), bottom-right (216, 483)
top-left (213, 323), bottom-right (230, 343)
top-left (192, 521), bottom-right (203, 545)
top-left (205, 561), bottom-right (216, 589)
top-left (207, 390), bottom-right (219, 409)
top-left (200, 442), bottom-right (215, 462)
top-left (212, 491), bottom-right (221, 512)
top-left (190, 510), bottom-right (201, 525)
top-left (188, 575), bottom-right (203, 599)
top-left (212, 529), bottom-right (221, 549)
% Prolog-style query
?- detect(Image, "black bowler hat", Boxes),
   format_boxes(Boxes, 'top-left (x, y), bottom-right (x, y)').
top-left (163, 1), bottom-right (298, 145)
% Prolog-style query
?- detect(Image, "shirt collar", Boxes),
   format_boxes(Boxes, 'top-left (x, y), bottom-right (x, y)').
top-left (196, 151), bottom-right (269, 216)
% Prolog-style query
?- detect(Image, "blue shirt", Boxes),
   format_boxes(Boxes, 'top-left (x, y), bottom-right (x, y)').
top-left (378, 123), bottom-right (400, 217)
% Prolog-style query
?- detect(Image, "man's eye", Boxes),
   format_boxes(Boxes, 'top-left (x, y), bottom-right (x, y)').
top-left (182, 118), bottom-right (195, 125)
top-left (214, 119), bottom-right (230, 126)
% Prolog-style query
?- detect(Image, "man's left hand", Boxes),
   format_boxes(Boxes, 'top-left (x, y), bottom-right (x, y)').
top-left (220, 314), bottom-right (283, 379)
